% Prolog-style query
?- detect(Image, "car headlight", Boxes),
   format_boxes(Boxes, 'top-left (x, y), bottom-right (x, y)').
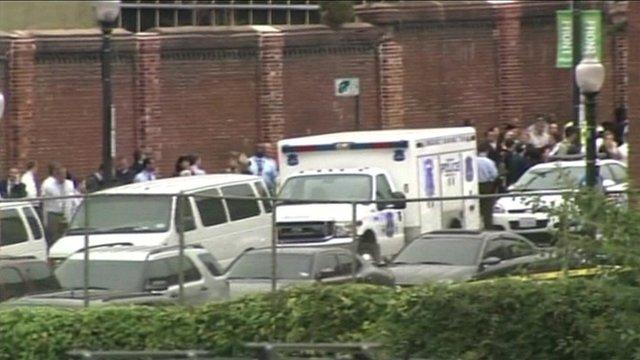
top-left (334, 222), bottom-right (355, 238)
top-left (493, 204), bottom-right (506, 214)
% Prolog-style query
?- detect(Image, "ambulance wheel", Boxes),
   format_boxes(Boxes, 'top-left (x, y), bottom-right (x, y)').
top-left (357, 233), bottom-right (380, 262)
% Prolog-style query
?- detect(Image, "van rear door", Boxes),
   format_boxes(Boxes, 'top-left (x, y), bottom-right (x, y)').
top-left (417, 156), bottom-right (442, 234)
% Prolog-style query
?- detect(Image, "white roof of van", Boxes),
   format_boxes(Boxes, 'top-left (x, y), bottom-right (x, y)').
top-left (98, 174), bottom-right (261, 195)
top-left (279, 127), bottom-right (475, 146)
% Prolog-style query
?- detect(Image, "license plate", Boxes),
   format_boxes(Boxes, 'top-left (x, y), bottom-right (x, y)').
top-left (519, 218), bottom-right (537, 228)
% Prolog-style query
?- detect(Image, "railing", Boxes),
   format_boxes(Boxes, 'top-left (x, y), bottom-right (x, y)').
top-left (0, 187), bottom-right (629, 307)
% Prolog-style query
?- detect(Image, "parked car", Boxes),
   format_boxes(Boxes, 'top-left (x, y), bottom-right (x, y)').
top-left (0, 257), bottom-right (61, 302)
top-left (0, 201), bottom-right (47, 260)
top-left (492, 159), bottom-right (628, 244)
top-left (49, 174), bottom-right (273, 268)
top-left (388, 230), bottom-right (549, 286)
top-left (224, 247), bottom-right (395, 298)
top-left (9, 244), bottom-right (229, 307)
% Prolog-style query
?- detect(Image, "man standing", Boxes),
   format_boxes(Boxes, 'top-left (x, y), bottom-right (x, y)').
top-left (85, 164), bottom-right (108, 193)
top-left (41, 162), bottom-right (76, 246)
top-left (477, 142), bottom-right (499, 230)
top-left (528, 116), bottom-right (552, 149)
top-left (0, 168), bottom-right (27, 199)
top-left (115, 155), bottom-right (134, 185)
top-left (21, 160), bottom-right (38, 199)
top-left (248, 143), bottom-right (278, 193)
top-left (554, 126), bottom-right (581, 157)
top-left (134, 158), bottom-right (157, 183)
top-left (189, 153), bottom-right (206, 175)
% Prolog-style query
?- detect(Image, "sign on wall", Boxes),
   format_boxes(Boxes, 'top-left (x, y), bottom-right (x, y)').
top-left (334, 78), bottom-right (360, 97)
top-left (556, 10), bottom-right (573, 68)
top-left (580, 10), bottom-right (603, 61)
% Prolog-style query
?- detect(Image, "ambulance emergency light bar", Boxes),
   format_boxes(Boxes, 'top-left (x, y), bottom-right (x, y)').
top-left (282, 141), bottom-right (409, 154)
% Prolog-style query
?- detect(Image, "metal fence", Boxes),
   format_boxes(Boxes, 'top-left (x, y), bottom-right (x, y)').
top-left (0, 187), bottom-right (629, 307)
top-left (117, 0), bottom-right (379, 33)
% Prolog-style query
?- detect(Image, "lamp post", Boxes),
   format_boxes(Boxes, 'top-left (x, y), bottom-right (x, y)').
top-left (0, 93), bottom-right (5, 121)
top-left (575, 55), bottom-right (605, 189)
top-left (94, 0), bottom-right (121, 184)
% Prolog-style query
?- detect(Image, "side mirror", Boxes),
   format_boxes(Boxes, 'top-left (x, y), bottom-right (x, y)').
top-left (377, 192), bottom-right (407, 210)
top-left (480, 257), bottom-right (501, 268)
top-left (316, 267), bottom-right (336, 280)
top-left (145, 279), bottom-right (169, 292)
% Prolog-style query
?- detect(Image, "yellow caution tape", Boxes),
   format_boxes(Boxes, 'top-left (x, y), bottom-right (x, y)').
top-left (469, 265), bottom-right (627, 285)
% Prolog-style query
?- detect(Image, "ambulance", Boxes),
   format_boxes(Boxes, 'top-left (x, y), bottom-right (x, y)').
top-left (276, 127), bottom-right (480, 260)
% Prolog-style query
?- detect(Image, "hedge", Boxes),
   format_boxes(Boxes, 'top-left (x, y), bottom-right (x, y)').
top-left (1, 280), bottom-right (640, 359)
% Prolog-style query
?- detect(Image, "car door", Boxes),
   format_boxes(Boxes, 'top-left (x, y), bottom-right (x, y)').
top-left (0, 266), bottom-right (27, 301)
top-left (192, 188), bottom-right (233, 262)
top-left (220, 183), bottom-right (270, 267)
top-left (145, 255), bottom-right (209, 305)
top-left (314, 252), bottom-right (348, 285)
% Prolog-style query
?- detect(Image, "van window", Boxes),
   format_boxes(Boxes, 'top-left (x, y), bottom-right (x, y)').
top-left (254, 181), bottom-right (273, 213)
top-left (174, 197), bottom-right (196, 232)
top-left (67, 195), bottom-right (172, 235)
top-left (195, 189), bottom-right (228, 227)
top-left (0, 209), bottom-right (29, 245)
top-left (376, 175), bottom-right (394, 200)
top-left (221, 184), bottom-right (261, 221)
top-left (25, 207), bottom-right (43, 240)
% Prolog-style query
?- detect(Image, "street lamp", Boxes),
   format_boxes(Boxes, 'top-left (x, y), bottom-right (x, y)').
top-left (94, 0), bottom-right (121, 184)
top-left (575, 55), bottom-right (605, 189)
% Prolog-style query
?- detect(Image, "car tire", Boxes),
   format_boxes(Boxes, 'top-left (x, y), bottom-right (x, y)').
top-left (357, 233), bottom-right (381, 262)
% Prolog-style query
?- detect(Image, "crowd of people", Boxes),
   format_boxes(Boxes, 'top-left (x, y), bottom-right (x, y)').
top-left (475, 113), bottom-right (630, 228)
top-left (0, 143), bottom-right (280, 244)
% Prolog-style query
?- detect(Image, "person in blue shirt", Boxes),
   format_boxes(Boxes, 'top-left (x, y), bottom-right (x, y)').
top-left (477, 141), bottom-right (499, 229)
top-left (248, 143), bottom-right (278, 193)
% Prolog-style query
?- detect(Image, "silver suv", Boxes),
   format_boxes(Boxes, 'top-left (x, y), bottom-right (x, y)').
top-left (7, 245), bottom-right (229, 307)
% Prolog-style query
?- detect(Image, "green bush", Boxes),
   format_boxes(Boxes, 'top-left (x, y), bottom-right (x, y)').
top-left (2, 281), bottom-right (640, 359)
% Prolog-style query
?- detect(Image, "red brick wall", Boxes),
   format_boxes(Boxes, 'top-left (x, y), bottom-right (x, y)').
top-left (281, 25), bottom-right (381, 138)
top-left (155, 29), bottom-right (260, 175)
top-left (397, 22), bottom-right (500, 132)
top-left (1, 1), bottom-right (637, 185)
top-left (29, 33), bottom-right (136, 178)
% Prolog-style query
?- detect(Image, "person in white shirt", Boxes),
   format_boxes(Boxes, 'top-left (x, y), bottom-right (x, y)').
top-left (20, 160), bottom-right (38, 199)
top-left (248, 143), bottom-right (279, 193)
top-left (189, 154), bottom-right (206, 175)
top-left (527, 116), bottom-right (552, 149)
top-left (134, 158), bottom-right (157, 183)
top-left (41, 162), bottom-right (76, 245)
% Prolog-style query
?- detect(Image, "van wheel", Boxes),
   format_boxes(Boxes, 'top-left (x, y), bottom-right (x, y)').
top-left (357, 233), bottom-right (381, 262)
top-left (449, 218), bottom-right (462, 229)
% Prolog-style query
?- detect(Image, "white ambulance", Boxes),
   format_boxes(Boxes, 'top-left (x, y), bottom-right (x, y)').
top-left (276, 127), bottom-right (480, 260)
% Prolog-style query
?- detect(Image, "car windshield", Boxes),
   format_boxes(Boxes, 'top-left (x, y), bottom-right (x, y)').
top-left (279, 175), bottom-right (372, 202)
top-left (392, 238), bottom-right (482, 266)
top-left (67, 195), bottom-right (172, 235)
top-left (227, 253), bottom-right (313, 280)
top-left (512, 166), bottom-right (585, 191)
top-left (55, 260), bottom-right (146, 292)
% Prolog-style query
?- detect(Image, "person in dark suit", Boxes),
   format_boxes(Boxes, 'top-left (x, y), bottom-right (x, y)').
top-left (0, 167), bottom-right (27, 199)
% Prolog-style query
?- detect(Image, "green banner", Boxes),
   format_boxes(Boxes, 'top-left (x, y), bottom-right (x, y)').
top-left (556, 10), bottom-right (573, 68)
top-left (581, 10), bottom-right (603, 61)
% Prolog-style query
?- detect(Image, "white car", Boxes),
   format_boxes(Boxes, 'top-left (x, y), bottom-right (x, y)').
top-left (493, 159), bottom-right (628, 244)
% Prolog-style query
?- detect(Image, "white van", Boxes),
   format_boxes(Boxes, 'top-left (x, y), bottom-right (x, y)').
top-left (277, 128), bottom-right (480, 260)
top-left (48, 174), bottom-right (272, 268)
top-left (0, 201), bottom-right (47, 260)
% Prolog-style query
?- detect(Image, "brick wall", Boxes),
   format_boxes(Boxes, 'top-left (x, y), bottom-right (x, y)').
top-left (0, 1), bottom-right (637, 185)
top-left (281, 25), bottom-right (381, 138)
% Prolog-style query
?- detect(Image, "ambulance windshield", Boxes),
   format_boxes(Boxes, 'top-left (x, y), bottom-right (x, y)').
top-left (279, 174), bottom-right (372, 202)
